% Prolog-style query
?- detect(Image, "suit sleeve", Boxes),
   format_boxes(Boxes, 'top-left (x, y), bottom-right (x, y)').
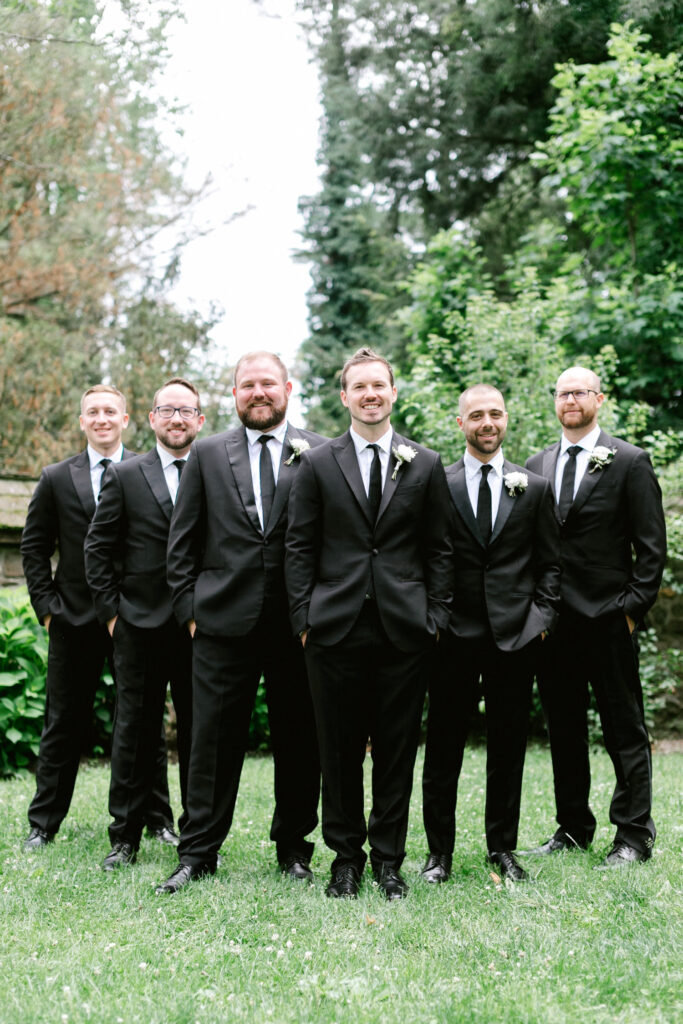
top-left (285, 452), bottom-right (321, 636)
top-left (167, 446), bottom-right (205, 627)
top-left (622, 450), bottom-right (666, 620)
top-left (84, 469), bottom-right (125, 624)
top-left (20, 469), bottom-right (59, 623)
top-left (422, 455), bottom-right (454, 632)
top-left (530, 479), bottom-right (562, 631)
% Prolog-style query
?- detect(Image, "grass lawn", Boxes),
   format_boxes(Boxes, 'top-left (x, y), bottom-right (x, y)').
top-left (1, 744), bottom-right (682, 1024)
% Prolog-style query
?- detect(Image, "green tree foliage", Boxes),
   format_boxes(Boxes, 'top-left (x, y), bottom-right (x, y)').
top-left (0, 0), bottom-right (224, 475)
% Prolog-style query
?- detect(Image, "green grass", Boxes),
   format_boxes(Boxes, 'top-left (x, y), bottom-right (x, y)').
top-left (1, 745), bottom-right (682, 1024)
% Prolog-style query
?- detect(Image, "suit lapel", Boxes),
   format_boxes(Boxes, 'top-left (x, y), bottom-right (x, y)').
top-left (490, 461), bottom-right (515, 542)
top-left (70, 452), bottom-right (96, 519)
top-left (570, 429), bottom-right (612, 517)
top-left (140, 449), bottom-right (173, 521)
top-left (266, 427), bottom-right (303, 534)
top-left (376, 432), bottom-right (403, 524)
top-left (226, 429), bottom-right (263, 535)
top-left (542, 444), bottom-right (560, 500)
top-left (332, 433), bottom-right (373, 524)
top-left (447, 460), bottom-right (485, 548)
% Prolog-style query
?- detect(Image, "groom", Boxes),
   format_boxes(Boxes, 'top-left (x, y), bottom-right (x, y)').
top-left (286, 347), bottom-right (453, 899)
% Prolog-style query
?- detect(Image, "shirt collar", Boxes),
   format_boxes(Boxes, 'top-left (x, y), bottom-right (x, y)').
top-left (464, 448), bottom-right (504, 479)
top-left (246, 420), bottom-right (288, 447)
top-left (561, 424), bottom-right (601, 454)
top-left (349, 424), bottom-right (393, 456)
top-left (87, 443), bottom-right (123, 468)
top-left (156, 442), bottom-right (188, 469)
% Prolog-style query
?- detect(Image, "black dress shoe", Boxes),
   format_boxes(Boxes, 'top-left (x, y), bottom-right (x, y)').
top-left (595, 841), bottom-right (650, 869)
top-left (421, 852), bottom-right (452, 884)
top-left (325, 864), bottom-right (361, 899)
top-left (155, 861), bottom-right (215, 894)
top-left (373, 865), bottom-right (409, 900)
top-left (102, 842), bottom-right (137, 871)
top-left (24, 827), bottom-right (54, 851)
top-left (280, 856), bottom-right (313, 881)
top-left (147, 825), bottom-right (180, 847)
top-left (521, 830), bottom-right (587, 855)
top-left (488, 850), bottom-right (528, 882)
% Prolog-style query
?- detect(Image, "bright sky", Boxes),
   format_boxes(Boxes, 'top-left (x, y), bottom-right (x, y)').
top-left (161, 0), bottom-right (321, 382)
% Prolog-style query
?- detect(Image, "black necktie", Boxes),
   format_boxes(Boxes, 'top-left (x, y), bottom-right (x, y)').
top-left (173, 459), bottom-right (185, 479)
top-left (477, 464), bottom-right (492, 543)
top-left (258, 435), bottom-right (275, 529)
top-left (97, 458), bottom-right (111, 500)
top-left (558, 445), bottom-right (582, 521)
top-left (367, 444), bottom-right (382, 521)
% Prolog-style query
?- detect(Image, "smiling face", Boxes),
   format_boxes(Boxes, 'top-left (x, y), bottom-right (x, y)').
top-left (340, 360), bottom-right (397, 439)
top-left (457, 386), bottom-right (508, 461)
top-left (233, 355), bottom-right (292, 432)
top-left (79, 390), bottom-right (129, 456)
top-left (149, 382), bottom-right (205, 456)
top-left (554, 367), bottom-right (604, 438)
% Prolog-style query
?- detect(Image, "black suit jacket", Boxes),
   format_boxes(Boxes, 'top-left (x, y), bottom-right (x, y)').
top-left (526, 430), bottom-right (666, 621)
top-left (167, 424), bottom-right (325, 635)
top-left (285, 430), bottom-right (453, 653)
top-left (21, 450), bottom-right (136, 627)
top-left (446, 458), bottom-right (561, 651)
top-left (84, 448), bottom-right (178, 629)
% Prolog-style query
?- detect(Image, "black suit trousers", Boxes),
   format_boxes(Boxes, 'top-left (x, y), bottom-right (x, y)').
top-left (305, 600), bottom-right (428, 874)
top-left (29, 618), bottom-right (172, 834)
top-left (537, 608), bottom-right (655, 853)
top-left (423, 633), bottom-right (536, 855)
top-left (178, 602), bottom-right (320, 869)
top-left (108, 616), bottom-right (193, 847)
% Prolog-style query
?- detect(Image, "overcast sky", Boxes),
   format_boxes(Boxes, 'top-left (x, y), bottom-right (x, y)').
top-left (160, 0), bottom-right (321, 380)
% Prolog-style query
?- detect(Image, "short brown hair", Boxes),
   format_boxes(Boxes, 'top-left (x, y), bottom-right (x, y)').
top-left (152, 377), bottom-right (201, 411)
top-left (340, 348), bottom-right (394, 391)
top-left (233, 351), bottom-right (289, 387)
top-left (458, 383), bottom-right (505, 416)
top-left (80, 384), bottom-right (126, 412)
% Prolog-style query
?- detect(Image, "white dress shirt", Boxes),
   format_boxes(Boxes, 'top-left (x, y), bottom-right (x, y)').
top-left (246, 420), bottom-right (288, 529)
top-left (156, 443), bottom-right (189, 504)
top-left (87, 443), bottom-right (124, 502)
top-left (349, 425), bottom-right (392, 496)
top-left (464, 448), bottom-right (505, 525)
top-left (555, 424), bottom-right (602, 500)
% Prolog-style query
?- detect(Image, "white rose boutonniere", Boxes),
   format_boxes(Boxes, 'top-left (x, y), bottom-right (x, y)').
top-left (503, 471), bottom-right (528, 496)
top-left (284, 438), bottom-right (311, 466)
top-left (588, 445), bottom-right (616, 473)
top-left (391, 444), bottom-right (418, 481)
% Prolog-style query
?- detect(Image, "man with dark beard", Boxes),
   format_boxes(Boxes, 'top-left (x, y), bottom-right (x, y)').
top-left (85, 378), bottom-right (204, 869)
top-left (155, 352), bottom-right (323, 894)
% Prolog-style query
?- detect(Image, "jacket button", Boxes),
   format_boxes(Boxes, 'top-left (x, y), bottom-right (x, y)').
top-left (372, 548), bottom-right (379, 556)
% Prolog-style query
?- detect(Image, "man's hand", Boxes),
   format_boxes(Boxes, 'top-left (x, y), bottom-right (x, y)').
top-left (625, 614), bottom-right (636, 635)
top-left (107, 616), bottom-right (118, 637)
top-left (188, 619), bottom-right (197, 638)
top-left (541, 630), bottom-right (547, 641)
top-left (300, 629), bottom-right (308, 648)
top-left (43, 614), bottom-right (52, 631)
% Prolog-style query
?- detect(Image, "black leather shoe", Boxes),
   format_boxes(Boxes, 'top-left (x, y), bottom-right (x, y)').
top-left (147, 825), bottom-right (180, 847)
top-left (595, 841), bottom-right (650, 869)
top-left (325, 864), bottom-right (361, 899)
top-left (488, 850), bottom-right (528, 882)
top-left (521, 830), bottom-right (587, 855)
top-left (24, 828), bottom-right (54, 851)
top-left (374, 865), bottom-right (409, 900)
top-left (280, 856), bottom-right (313, 881)
top-left (102, 842), bottom-right (137, 871)
top-left (421, 852), bottom-right (452, 884)
top-left (155, 861), bottom-right (215, 894)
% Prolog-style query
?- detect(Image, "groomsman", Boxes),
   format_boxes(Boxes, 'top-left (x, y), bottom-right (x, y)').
top-left (20, 386), bottom-right (175, 850)
top-left (85, 379), bottom-right (204, 869)
top-left (156, 352), bottom-right (322, 894)
top-left (525, 366), bottom-right (666, 867)
top-left (286, 348), bottom-right (453, 899)
top-left (421, 385), bottom-right (561, 882)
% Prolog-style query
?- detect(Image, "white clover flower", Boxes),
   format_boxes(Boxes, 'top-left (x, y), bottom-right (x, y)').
top-left (284, 438), bottom-right (311, 465)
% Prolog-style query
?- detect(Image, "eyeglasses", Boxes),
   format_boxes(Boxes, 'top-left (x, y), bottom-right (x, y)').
top-left (551, 389), bottom-right (598, 402)
top-left (153, 405), bottom-right (199, 420)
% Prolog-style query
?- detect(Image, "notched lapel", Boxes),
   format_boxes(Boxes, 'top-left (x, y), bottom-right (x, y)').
top-left (333, 435), bottom-right (372, 524)
top-left (266, 428), bottom-right (301, 534)
top-left (542, 446), bottom-right (560, 501)
top-left (70, 454), bottom-right (96, 519)
top-left (490, 469), bottom-right (516, 542)
top-left (227, 432), bottom-right (262, 535)
top-left (571, 431), bottom-right (613, 517)
top-left (375, 433), bottom-right (405, 524)
top-left (141, 451), bottom-right (173, 521)
top-left (447, 462), bottom-right (485, 548)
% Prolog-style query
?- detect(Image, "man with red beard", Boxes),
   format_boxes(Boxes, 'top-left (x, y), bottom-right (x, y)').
top-left (156, 352), bottom-right (323, 894)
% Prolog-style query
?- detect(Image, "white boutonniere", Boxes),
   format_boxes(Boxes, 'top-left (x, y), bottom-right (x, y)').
top-left (284, 438), bottom-right (311, 466)
top-left (503, 471), bottom-right (528, 496)
top-left (391, 444), bottom-right (418, 480)
top-left (588, 445), bottom-right (616, 473)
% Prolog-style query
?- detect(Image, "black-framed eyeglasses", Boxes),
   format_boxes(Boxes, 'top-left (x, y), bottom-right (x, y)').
top-left (550, 389), bottom-right (598, 402)
top-left (153, 405), bottom-right (199, 420)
